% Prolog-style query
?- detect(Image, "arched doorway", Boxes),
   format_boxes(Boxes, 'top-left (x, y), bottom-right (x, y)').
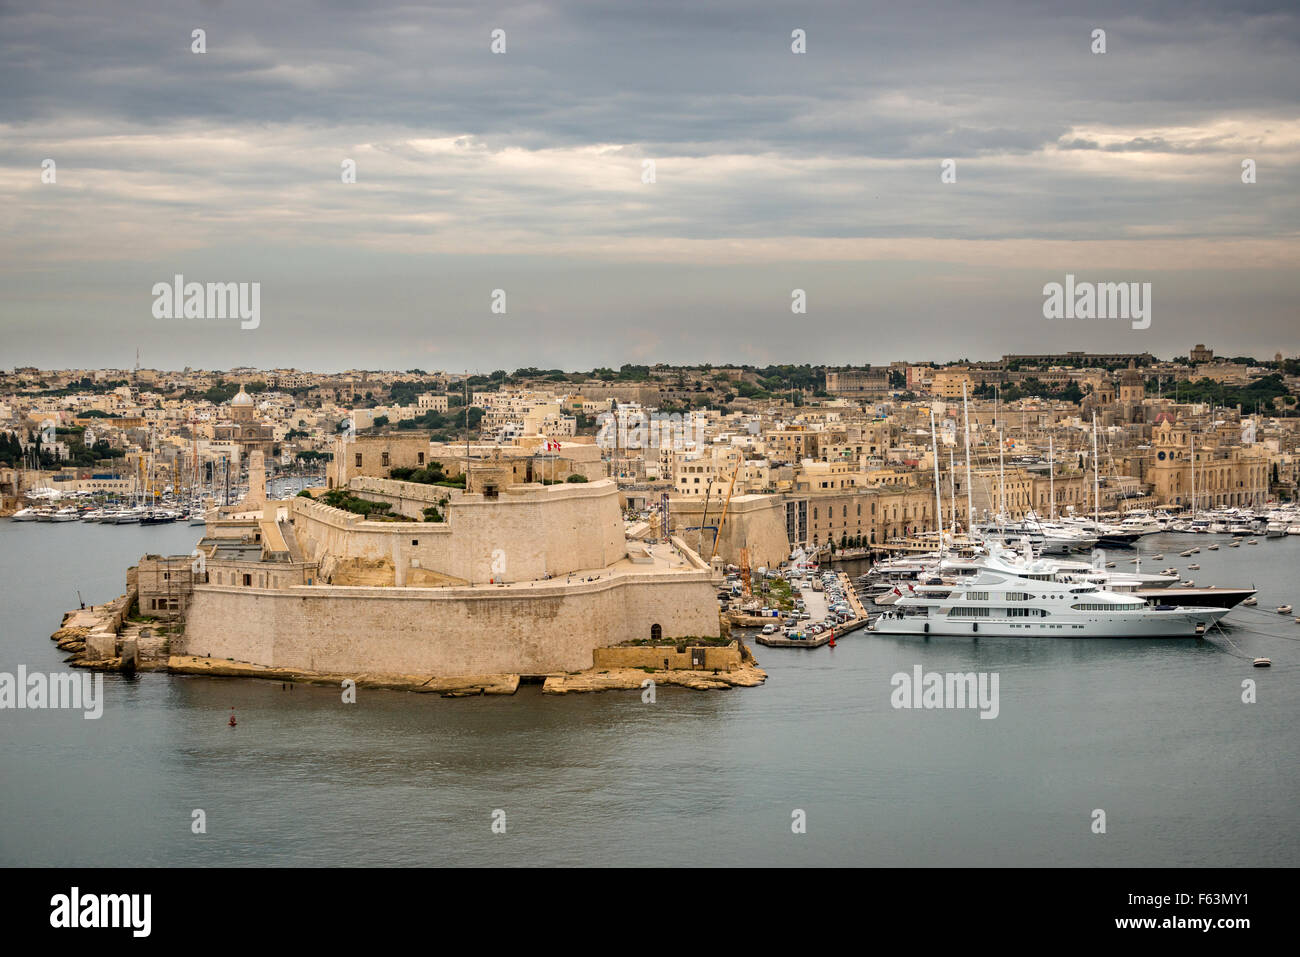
top-left (651, 623), bottom-right (662, 642)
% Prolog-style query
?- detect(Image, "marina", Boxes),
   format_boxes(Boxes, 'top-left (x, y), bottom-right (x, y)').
top-left (3, 517), bottom-right (1297, 867)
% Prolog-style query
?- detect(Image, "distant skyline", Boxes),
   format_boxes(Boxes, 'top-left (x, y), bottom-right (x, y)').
top-left (10, 341), bottom-right (1280, 378)
top-left (3, 1), bottom-right (1298, 370)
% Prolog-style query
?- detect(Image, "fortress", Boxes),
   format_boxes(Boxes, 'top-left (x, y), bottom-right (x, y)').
top-left (157, 471), bottom-right (722, 678)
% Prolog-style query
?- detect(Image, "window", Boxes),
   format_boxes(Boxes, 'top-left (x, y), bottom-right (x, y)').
top-left (418, 452), bottom-right (425, 465)
top-left (382, 452), bottom-right (390, 467)
top-left (355, 453), bottom-right (363, 467)
top-left (243, 574), bottom-right (252, 587)
top-left (949, 607), bottom-right (990, 617)
top-left (966, 592), bottom-right (989, 601)
top-left (1004, 592), bottom-right (1030, 601)
top-left (412, 539), bottom-right (419, 546)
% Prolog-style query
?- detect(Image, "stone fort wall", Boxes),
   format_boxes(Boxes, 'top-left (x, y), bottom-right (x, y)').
top-left (293, 478), bottom-right (626, 584)
top-left (179, 572), bottom-right (719, 675)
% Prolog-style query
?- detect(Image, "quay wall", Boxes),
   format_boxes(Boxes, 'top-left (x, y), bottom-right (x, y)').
top-left (179, 573), bottom-right (719, 676)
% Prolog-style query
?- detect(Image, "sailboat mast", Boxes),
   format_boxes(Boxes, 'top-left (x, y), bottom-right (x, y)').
top-left (1091, 411), bottom-right (1099, 523)
top-left (930, 410), bottom-right (944, 554)
top-left (949, 447), bottom-right (957, 537)
top-left (1048, 435), bottom-right (1055, 521)
top-left (998, 428), bottom-right (1005, 521)
top-left (962, 380), bottom-right (973, 532)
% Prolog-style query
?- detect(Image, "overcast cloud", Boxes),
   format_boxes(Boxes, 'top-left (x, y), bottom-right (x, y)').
top-left (1, 0), bottom-right (1297, 371)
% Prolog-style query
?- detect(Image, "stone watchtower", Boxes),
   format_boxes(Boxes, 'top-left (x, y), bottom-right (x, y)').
top-left (1117, 360), bottom-right (1144, 404)
top-left (244, 449), bottom-right (267, 505)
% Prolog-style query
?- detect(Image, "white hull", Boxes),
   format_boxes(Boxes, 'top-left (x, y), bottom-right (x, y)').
top-left (872, 607), bottom-right (1228, 638)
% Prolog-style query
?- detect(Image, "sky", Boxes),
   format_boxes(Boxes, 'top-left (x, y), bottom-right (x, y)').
top-left (1, 0), bottom-right (1297, 373)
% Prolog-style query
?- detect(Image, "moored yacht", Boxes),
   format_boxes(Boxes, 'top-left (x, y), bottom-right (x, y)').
top-left (870, 548), bottom-right (1230, 638)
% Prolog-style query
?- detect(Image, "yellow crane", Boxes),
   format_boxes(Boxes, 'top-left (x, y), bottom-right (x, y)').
top-left (709, 459), bottom-right (743, 561)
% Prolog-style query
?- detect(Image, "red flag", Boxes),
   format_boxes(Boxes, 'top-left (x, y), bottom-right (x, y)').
top-left (892, 586), bottom-right (902, 597)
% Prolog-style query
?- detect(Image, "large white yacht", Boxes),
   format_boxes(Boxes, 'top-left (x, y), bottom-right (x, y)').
top-left (870, 546), bottom-right (1230, 638)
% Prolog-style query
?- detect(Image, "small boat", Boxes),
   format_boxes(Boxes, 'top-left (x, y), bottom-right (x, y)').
top-left (1229, 541), bottom-right (1240, 548)
top-left (1207, 544), bottom-right (1218, 551)
top-left (1242, 596), bottom-right (1257, 606)
top-left (1187, 563), bottom-right (1200, 570)
top-left (10, 507), bottom-right (40, 522)
top-left (1247, 539), bottom-right (1258, 545)
top-left (1180, 550), bottom-right (1194, 557)
top-left (1190, 547), bottom-right (1201, 554)
top-left (1151, 554), bottom-right (1164, 560)
top-left (1278, 605), bottom-right (1293, 615)
top-left (1253, 658), bottom-right (1272, 667)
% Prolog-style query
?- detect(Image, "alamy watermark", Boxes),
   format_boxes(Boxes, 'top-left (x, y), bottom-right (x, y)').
top-left (50, 888), bottom-right (150, 937)
top-left (890, 666), bottom-right (999, 719)
top-left (0, 667), bottom-right (103, 719)
top-left (152, 274), bottom-right (260, 330)
top-left (596, 411), bottom-right (706, 451)
top-left (1043, 274), bottom-right (1150, 330)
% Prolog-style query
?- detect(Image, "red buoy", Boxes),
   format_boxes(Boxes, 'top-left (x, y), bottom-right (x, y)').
top-left (228, 709), bottom-right (237, 728)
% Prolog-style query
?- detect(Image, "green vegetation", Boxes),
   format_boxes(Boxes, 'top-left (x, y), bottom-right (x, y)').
top-left (320, 488), bottom-right (392, 518)
top-left (389, 464), bottom-right (465, 487)
top-left (620, 634), bottom-right (732, 648)
top-left (564, 474), bottom-right (589, 483)
top-left (1171, 374), bottom-right (1293, 412)
top-left (973, 378), bottom-right (1084, 402)
top-left (421, 505), bottom-right (445, 522)
top-left (761, 577), bottom-right (795, 612)
top-left (396, 406), bottom-right (484, 433)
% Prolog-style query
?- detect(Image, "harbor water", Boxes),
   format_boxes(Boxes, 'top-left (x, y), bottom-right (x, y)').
top-left (1, 523), bottom-right (1297, 866)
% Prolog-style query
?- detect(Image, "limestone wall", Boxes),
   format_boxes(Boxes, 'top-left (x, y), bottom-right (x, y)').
top-left (179, 572), bottom-right (720, 676)
top-left (670, 493), bottom-right (790, 568)
top-left (292, 478), bottom-right (627, 584)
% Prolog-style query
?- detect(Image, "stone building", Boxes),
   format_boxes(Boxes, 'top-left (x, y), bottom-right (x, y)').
top-left (1146, 417), bottom-right (1270, 508)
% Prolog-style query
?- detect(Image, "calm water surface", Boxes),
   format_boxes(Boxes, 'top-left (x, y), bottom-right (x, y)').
top-left (2, 522), bottom-right (1296, 866)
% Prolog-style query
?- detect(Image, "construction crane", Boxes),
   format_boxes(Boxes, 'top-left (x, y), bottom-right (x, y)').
top-left (680, 478), bottom-right (719, 552)
top-left (709, 459), bottom-right (743, 561)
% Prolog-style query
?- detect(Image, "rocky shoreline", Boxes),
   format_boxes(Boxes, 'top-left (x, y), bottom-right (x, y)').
top-left (50, 601), bottom-right (766, 698)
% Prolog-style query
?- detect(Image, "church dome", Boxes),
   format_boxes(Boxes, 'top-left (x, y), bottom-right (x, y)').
top-left (231, 386), bottom-right (254, 407)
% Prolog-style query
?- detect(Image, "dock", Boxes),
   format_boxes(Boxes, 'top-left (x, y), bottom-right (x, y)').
top-left (755, 570), bottom-right (873, 648)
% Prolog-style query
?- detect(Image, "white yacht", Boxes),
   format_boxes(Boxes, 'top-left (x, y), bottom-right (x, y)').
top-left (1118, 512), bottom-right (1162, 536)
top-left (10, 507), bottom-right (41, 521)
top-left (870, 547), bottom-right (1230, 638)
